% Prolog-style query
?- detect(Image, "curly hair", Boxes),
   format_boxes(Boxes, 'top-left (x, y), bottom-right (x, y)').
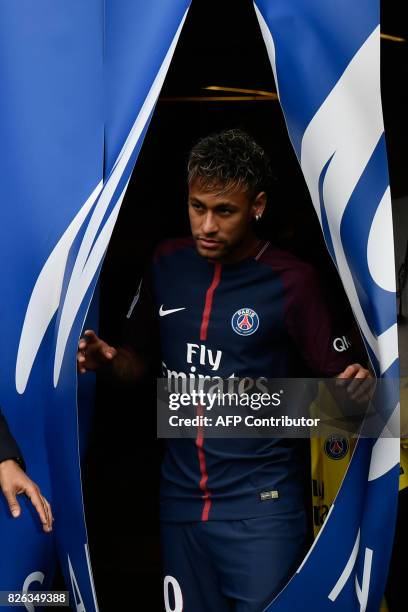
top-left (187, 128), bottom-right (272, 198)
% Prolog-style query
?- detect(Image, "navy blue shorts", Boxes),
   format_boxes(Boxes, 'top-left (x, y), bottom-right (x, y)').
top-left (161, 509), bottom-right (308, 612)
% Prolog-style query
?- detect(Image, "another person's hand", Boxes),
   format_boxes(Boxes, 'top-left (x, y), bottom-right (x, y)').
top-left (0, 460), bottom-right (53, 532)
top-left (77, 329), bottom-right (117, 374)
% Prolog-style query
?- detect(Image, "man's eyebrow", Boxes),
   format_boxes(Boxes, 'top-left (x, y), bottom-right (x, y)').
top-left (189, 197), bottom-right (238, 207)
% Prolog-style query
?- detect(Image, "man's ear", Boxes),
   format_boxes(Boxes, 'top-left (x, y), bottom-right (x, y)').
top-left (252, 191), bottom-right (267, 220)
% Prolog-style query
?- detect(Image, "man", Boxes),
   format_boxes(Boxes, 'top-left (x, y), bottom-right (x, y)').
top-left (0, 407), bottom-right (53, 532)
top-left (78, 129), bottom-right (369, 611)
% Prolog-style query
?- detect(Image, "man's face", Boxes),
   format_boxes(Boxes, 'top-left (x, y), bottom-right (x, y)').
top-left (188, 178), bottom-right (265, 263)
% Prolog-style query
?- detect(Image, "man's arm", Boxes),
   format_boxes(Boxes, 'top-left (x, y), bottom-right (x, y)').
top-left (283, 263), bottom-right (373, 409)
top-left (0, 408), bottom-right (53, 532)
top-left (285, 262), bottom-right (370, 378)
top-left (77, 270), bottom-right (159, 381)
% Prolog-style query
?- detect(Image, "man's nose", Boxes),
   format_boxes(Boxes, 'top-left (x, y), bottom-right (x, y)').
top-left (202, 212), bottom-right (218, 234)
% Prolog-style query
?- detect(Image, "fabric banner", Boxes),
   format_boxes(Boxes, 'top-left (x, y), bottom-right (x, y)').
top-left (254, 1), bottom-right (400, 610)
top-left (0, 1), bottom-right (190, 610)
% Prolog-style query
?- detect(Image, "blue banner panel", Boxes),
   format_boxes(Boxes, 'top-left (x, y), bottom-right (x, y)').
top-left (0, 2), bottom-right (103, 608)
top-left (1, 1), bottom-right (190, 610)
top-left (254, 1), bottom-right (399, 610)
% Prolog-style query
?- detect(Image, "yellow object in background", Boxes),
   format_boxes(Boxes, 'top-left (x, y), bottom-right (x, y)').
top-left (311, 379), bottom-right (408, 539)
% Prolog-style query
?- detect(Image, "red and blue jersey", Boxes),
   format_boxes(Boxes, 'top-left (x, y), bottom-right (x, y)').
top-left (126, 238), bottom-right (359, 522)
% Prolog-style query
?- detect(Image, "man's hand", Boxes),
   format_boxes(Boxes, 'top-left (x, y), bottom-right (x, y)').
top-left (337, 363), bottom-right (371, 380)
top-left (0, 460), bottom-right (53, 532)
top-left (77, 329), bottom-right (117, 374)
top-left (336, 363), bottom-right (374, 402)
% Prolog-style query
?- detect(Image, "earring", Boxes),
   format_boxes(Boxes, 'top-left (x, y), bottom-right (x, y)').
top-left (255, 213), bottom-right (261, 221)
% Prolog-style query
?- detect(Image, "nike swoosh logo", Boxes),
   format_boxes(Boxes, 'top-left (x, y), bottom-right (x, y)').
top-left (159, 305), bottom-right (186, 317)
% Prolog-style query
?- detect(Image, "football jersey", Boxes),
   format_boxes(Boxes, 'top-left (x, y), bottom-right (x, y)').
top-left (126, 238), bottom-right (359, 522)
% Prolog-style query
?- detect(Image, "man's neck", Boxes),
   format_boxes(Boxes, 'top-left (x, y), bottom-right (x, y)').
top-left (209, 234), bottom-right (262, 265)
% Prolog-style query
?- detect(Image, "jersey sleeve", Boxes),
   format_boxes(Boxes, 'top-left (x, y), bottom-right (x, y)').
top-left (0, 408), bottom-right (26, 470)
top-left (284, 264), bottom-right (365, 377)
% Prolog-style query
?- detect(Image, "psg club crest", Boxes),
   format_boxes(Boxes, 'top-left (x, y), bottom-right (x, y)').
top-left (231, 308), bottom-right (259, 336)
top-left (324, 434), bottom-right (349, 460)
